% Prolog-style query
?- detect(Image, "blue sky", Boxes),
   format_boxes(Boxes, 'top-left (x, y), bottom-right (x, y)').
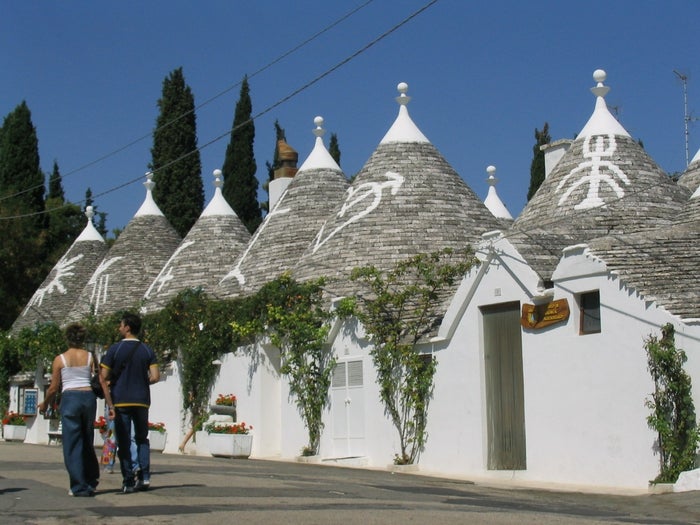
top-left (2, 1), bottom-right (698, 232)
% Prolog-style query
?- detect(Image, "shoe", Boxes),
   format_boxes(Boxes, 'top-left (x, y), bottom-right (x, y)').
top-left (121, 485), bottom-right (135, 494)
top-left (135, 478), bottom-right (150, 491)
top-left (73, 490), bottom-right (94, 497)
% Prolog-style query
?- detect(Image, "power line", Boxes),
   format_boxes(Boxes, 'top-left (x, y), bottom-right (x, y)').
top-left (0, 1), bottom-right (376, 208)
top-left (0, 0), bottom-right (439, 221)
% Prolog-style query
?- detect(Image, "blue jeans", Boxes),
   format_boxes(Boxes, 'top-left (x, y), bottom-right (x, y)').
top-left (59, 390), bottom-right (99, 494)
top-left (113, 406), bottom-right (150, 486)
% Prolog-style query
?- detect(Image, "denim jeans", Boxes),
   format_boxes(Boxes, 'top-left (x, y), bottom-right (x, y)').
top-left (59, 390), bottom-right (99, 494)
top-left (113, 406), bottom-right (150, 487)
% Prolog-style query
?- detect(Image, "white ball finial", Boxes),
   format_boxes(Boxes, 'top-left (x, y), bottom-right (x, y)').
top-left (85, 205), bottom-right (94, 220)
top-left (212, 168), bottom-right (223, 188)
top-left (590, 69), bottom-right (610, 98)
top-left (313, 115), bottom-right (325, 138)
top-left (144, 171), bottom-right (155, 190)
top-left (486, 165), bottom-right (498, 186)
top-left (396, 82), bottom-right (411, 106)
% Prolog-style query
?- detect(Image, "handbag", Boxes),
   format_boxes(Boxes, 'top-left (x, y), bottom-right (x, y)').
top-left (90, 371), bottom-right (104, 398)
top-left (90, 353), bottom-right (104, 398)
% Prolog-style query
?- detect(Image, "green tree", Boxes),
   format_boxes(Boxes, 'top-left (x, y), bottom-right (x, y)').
top-left (150, 67), bottom-right (203, 237)
top-left (222, 76), bottom-right (261, 233)
top-left (526, 122), bottom-right (550, 201)
top-left (43, 161), bottom-right (84, 272)
top-left (0, 101), bottom-right (45, 220)
top-left (645, 323), bottom-right (699, 483)
top-left (341, 248), bottom-right (479, 464)
top-left (329, 132), bottom-right (341, 166)
top-left (0, 102), bottom-right (46, 329)
top-left (47, 161), bottom-right (64, 200)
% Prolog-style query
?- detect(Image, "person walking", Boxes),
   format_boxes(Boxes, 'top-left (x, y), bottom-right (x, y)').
top-left (100, 313), bottom-right (159, 493)
top-left (38, 323), bottom-right (100, 497)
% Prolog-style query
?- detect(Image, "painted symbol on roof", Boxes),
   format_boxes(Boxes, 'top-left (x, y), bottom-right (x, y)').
top-left (556, 134), bottom-right (630, 210)
top-left (23, 253), bottom-right (84, 315)
top-left (220, 190), bottom-right (292, 286)
top-left (144, 240), bottom-right (196, 298)
top-left (86, 256), bottom-right (123, 314)
top-left (312, 171), bottom-right (404, 253)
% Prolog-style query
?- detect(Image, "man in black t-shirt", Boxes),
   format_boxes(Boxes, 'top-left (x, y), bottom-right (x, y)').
top-left (101, 313), bottom-right (159, 493)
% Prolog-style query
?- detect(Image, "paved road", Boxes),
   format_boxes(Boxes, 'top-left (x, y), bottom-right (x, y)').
top-left (1, 442), bottom-right (698, 524)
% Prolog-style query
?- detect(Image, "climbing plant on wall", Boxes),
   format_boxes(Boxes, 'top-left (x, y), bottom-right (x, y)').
top-left (231, 273), bottom-right (336, 456)
top-left (645, 323), bottom-right (699, 483)
top-left (146, 288), bottom-right (240, 428)
top-left (338, 248), bottom-right (479, 465)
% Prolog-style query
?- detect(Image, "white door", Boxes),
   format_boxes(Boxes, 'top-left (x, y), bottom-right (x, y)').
top-left (331, 359), bottom-right (365, 457)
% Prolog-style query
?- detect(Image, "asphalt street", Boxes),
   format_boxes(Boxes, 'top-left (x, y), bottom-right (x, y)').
top-left (1, 441), bottom-right (699, 524)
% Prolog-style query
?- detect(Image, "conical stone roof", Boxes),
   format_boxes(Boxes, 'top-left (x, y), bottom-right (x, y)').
top-left (678, 148), bottom-right (700, 193)
top-left (11, 207), bottom-right (108, 332)
top-left (141, 169), bottom-right (250, 312)
top-left (66, 173), bottom-right (181, 321)
top-left (677, 185), bottom-right (700, 226)
top-left (292, 83), bottom-right (502, 298)
top-left (510, 70), bottom-right (689, 279)
top-left (483, 165), bottom-right (513, 221)
top-left (586, 215), bottom-right (700, 321)
top-left (215, 117), bottom-right (349, 298)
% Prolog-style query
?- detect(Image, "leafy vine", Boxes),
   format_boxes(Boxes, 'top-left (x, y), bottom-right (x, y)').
top-left (339, 248), bottom-right (478, 464)
top-left (645, 323), bottom-right (699, 483)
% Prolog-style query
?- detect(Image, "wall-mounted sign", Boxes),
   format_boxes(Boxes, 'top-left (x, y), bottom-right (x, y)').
top-left (23, 388), bottom-right (38, 415)
top-left (521, 298), bottom-right (570, 330)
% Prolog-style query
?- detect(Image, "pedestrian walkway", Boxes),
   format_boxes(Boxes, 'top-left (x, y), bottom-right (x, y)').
top-left (2, 441), bottom-right (699, 525)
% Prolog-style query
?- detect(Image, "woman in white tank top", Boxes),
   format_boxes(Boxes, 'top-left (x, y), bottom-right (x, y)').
top-left (38, 323), bottom-right (100, 497)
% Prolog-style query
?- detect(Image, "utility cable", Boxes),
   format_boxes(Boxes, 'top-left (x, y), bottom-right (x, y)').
top-left (0, 0), bottom-right (376, 208)
top-left (0, 0), bottom-right (440, 220)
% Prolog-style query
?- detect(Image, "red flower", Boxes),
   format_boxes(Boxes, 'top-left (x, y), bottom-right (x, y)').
top-left (215, 394), bottom-right (237, 406)
top-left (206, 421), bottom-right (252, 434)
top-left (3, 412), bottom-right (27, 426)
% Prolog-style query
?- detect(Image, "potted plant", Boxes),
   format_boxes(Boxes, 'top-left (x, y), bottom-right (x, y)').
top-left (3, 412), bottom-right (28, 442)
top-left (210, 393), bottom-right (237, 418)
top-left (205, 421), bottom-right (253, 458)
top-left (148, 421), bottom-right (167, 452)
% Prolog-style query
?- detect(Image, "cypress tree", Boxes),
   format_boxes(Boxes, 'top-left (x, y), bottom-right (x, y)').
top-left (0, 101), bottom-right (45, 221)
top-left (0, 102), bottom-right (46, 329)
top-left (527, 122), bottom-right (551, 201)
top-left (43, 161), bottom-right (83, 274)
top-left (329, 132), bottom-right (341, 166)
top-left (222, 76), bottom-right (261, 233)
top-left (47, 161), bottom-right (64, 200)
top-left (150, 67), bottom-right (203, 237)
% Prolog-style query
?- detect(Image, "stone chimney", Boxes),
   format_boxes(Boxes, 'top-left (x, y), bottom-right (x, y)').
top-left (269, 139), bottom-right (298, 210)
top-left (540, 139), bottom-right (573, 178)
top-left (274, 140), bottom-right (298, 180)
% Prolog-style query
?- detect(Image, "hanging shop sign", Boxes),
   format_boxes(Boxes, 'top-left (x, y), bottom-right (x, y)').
top-left (521, 298), bottom-right (570, 329)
